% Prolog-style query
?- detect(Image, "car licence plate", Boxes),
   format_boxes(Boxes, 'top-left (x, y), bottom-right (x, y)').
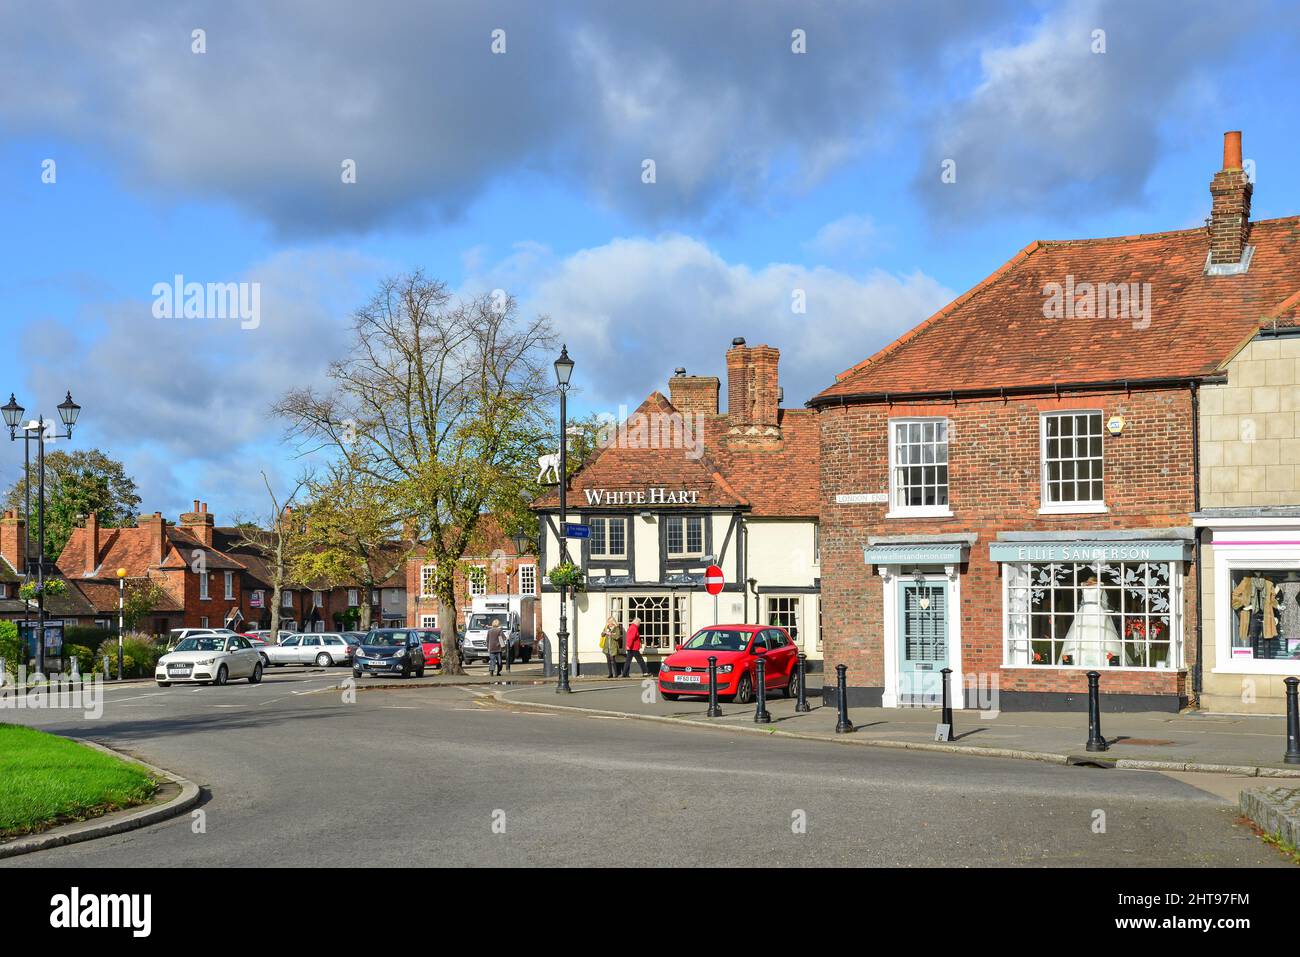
top-left (676, 674), bottom-right (702, 684)
top-left (167, 665), bottom-right (191, 674)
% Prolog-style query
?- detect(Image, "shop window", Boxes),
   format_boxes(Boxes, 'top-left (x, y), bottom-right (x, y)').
top-left (1041, 412), bottom-right (1104, 511)
top-left (1004, 561), bottom-right (1178, 668)
top-left (665, 515), bottom-right (704, 557)
top-left (590, 517), bottom-right (627, 559)
top-left (766, 595), bottom-right (800, 643)
top-left (889, 419), bottom-right (949, 514)
top-left (610, 594), bottom-right (688, 651)
top-left (1228, 570), bottom-right (1300, 661)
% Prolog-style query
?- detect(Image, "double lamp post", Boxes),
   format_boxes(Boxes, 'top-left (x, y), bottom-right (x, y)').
top-left (2, 391), bottom-right (81, 676)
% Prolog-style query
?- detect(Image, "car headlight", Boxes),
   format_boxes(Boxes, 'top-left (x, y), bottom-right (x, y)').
top-left (195, 657), bottom-right (215, 666)
top-left (718, 663), bottom-right (734, 673)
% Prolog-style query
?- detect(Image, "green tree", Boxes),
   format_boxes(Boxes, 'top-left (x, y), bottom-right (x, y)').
top-left (3, 449), bottom-right (142, 561)
top-left (291, 462), bottom-right (408, 631)
top-left (120, 578), bottom-right (170, 632)
top-left (274, 272), bottom-right (554, 674)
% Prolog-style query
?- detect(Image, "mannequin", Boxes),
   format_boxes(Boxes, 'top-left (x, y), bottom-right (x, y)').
top-left (1059, 572), bottom-right (1123, 666)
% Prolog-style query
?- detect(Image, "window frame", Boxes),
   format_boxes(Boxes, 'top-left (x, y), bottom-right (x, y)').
top-left (198, 572), bottom-right (210, 601)
top-left (665, 515), bottom-right (705, 558)
top-left (224, 570), bottom-right (235, 600)
top-left (589, 516), bottom-right (628, 560)
top-left (518, 563), bottom-right (537, 595)
top-left (1039, 410), bottom-right (1108, 514)
top-left (420, 565), bottom-right (437, 599)
top-left (467, 564), bottom-right (488, 597)
top-left (886, 417), bottom-right (952, 518)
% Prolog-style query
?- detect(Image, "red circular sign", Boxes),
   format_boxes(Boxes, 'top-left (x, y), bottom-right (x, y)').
top-left (705, 564), bottom-right (725, 595)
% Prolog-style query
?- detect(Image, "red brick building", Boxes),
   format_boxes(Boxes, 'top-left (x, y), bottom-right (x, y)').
top-left (405, 516), bottom-right (539, 632)
top-left (811, 131), bottom-right (1300, 712)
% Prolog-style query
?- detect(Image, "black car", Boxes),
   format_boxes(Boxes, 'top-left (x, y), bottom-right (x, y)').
top-left (352, 629), bottom-right (427, 679)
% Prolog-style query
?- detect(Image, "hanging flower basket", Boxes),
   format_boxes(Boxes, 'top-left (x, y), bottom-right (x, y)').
top-left (20, 579), bottom-right (67, 602)
top-left (548, 561), bottom-right (585, 591)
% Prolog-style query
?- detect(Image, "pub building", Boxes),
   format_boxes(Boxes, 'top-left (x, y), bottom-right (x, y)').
top-left (812, 131), bottom-right (1300, 712)
top-left (533, 339), bottom-right (821, 674)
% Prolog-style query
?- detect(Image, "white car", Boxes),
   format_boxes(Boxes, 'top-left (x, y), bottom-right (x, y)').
top-left (263, 632), bottom-right (352, 667)
top-left (156, 634), bottom-right (264, 686)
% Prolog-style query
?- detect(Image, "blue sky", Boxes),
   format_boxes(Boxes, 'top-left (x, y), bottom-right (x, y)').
top-left (1, 0), bottom-right (1298, 521)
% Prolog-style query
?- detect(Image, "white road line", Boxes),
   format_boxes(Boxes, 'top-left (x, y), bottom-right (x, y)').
top-left (104, 693), bottom-right (169, 704)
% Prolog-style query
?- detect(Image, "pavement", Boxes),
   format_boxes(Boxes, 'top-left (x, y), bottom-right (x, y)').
top-left (495, 677), bottom-right (1300, 776)
top-left (0, 661), bottom-right (1289, 866)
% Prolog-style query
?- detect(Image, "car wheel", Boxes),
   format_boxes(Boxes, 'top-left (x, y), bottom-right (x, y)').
top-left (249, 662), bottom-right (263, 684)
top-left (316, 653), bottom-right (333, 668)
top-left (784, 670), bottom-right (799, 699)
top-left (156, 681), bottom-right (171, 688)
top-left (661, 692), bottom-right (680, 701)
top-left (521, 648), bottom-right (532, 664)
top-left (259, 653), bottom-right (270, 668)
top-left (416, 665), bottom-right (426, 678)
top-left (214, 665), bottom-right (228, 686)
top-left (352, 669), bottom-right (362, 679)
top-left (731, 672), bottom-right (753, 704)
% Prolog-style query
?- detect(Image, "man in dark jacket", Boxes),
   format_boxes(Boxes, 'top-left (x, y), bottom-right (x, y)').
top-left (486, 619), bottom-right (506, 676)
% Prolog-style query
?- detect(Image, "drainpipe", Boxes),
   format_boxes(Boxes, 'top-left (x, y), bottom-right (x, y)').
top-left (1192, 381), bottom-right (1203, 701)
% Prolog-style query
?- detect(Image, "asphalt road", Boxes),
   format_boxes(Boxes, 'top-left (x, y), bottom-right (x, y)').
top-left (0, 667), bottom-right (1285, 867)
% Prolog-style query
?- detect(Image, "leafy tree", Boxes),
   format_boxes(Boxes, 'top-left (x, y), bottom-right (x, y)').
top-left (274, 271), bottom-right (554, 674)
top-left (120, 578), bottom-right (170, 632)
top-left (3, 449), bottom-right (142, 561)
top-left (291, 462), bottom-right (408, 631)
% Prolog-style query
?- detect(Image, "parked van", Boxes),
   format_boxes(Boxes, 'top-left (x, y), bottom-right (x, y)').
top-left (461, 595), bottom-right (535, 664)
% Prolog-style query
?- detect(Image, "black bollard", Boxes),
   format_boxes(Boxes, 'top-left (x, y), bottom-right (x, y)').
top-left (1285, 677), bottom-right (1300, 765)
top-left (754, 656), bottom-right (772, 723)
top-left (1085, 670), bottom-right (1108, 752)
top-left (795, 653), bottom-right (811, 713)
top-left (834, 663), bottom-right (853, 733)
top-left (939, 667), bottom-right (955, 741)
top-left (706, 655), bottom-right (722, 718)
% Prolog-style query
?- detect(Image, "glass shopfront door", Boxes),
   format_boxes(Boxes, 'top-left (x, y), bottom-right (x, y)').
top-left (898, 579), bottom-right (949, 700)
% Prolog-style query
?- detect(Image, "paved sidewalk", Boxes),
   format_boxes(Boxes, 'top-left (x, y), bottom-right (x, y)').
top-left (498, 678), bottom-right (1300, 777)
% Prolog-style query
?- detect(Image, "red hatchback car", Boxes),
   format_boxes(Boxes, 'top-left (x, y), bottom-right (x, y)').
top-left (414, 629), bottom-right (443, 670)
top-left (658, 625), bottom-right (799, 703)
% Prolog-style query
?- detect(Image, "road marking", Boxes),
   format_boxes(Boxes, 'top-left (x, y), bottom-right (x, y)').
top-left (105, 693), bottom-right (168, 704)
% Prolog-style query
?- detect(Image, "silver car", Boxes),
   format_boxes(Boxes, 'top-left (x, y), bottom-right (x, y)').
top-left (262, 632), bottom-right (352, 667)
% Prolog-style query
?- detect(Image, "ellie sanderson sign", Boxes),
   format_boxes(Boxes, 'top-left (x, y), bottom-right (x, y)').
top-left (583, 488), bottom-right (701, 506)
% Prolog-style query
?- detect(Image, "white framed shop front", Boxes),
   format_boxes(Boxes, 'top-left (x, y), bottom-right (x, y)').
top-left (1202, 523), bottom-right (1300, 677)
top-left (863, 537), bottom-right (971, 709)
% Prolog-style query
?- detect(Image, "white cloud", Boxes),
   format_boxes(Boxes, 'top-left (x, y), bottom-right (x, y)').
top-left (473, 235), bottom-right (954, 409)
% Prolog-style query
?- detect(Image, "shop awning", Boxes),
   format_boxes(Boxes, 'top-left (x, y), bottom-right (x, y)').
top-left (862, 536), bottom-right (973, 566)
top-left (989, 537), bottom-right (1193, 563)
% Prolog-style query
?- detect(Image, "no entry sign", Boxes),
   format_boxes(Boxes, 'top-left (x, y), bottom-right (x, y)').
top-left (705, 564), bottom-right (725, 595)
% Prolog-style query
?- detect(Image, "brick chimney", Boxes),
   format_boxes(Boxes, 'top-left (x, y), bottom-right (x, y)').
top-left (668, 368), bottom-right (720, 416)
top-left (725, 338), bottom-right (782, 448)
top-left (84, 511), bottom-right (100, 575)
top-left (0, 510), bottom-right (27, 574)
top-left (138, 511), bottom-right (166, 564)
top-left (179, 499), bottom-right (214, 546)
top-left (1209, 130), bottom-right (1252, 266)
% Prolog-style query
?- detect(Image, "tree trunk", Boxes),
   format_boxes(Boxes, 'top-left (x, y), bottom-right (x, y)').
top-left (269, 586), bottom-right (281, 638)
top-left (438, 593), bottom-right (463, 675)
top-left (359, 598), bottom-right (372, 631)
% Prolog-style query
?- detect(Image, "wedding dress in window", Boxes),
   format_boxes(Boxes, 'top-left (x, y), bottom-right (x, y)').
top-left (1059, 584), bottom-right (1123, 666)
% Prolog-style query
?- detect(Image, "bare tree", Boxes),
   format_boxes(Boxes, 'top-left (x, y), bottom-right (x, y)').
top-left (231, 472), bottom-right (310, 639)
top-left (274, 271), bottom-right (554, 674)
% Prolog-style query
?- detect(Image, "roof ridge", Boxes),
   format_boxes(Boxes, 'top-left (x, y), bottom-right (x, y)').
top-left (827, 240), bottom-right (1042, 388)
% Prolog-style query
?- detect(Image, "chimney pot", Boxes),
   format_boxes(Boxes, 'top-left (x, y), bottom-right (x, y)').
top-left (1223, 130), bottom-right (1243, 170)
top-left (731, 337), bottom-right (746, 346)
top-left (674, 367), bottom-right (686, 376)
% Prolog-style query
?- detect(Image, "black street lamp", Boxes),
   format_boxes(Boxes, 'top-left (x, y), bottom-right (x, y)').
top-left (4, 391), bottom-right (81, 676)
top-left (554, 346), bottom-right (573, 694)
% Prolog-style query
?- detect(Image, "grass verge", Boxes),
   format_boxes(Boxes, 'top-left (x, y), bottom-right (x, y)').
top-left (0, 724), bottom-right (158, 839)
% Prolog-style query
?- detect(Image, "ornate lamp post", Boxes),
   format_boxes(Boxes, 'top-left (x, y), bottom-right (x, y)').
top-left (553, 346), bottom-right (574, 693)
top-left (3, 391), bottom-right (81, 675)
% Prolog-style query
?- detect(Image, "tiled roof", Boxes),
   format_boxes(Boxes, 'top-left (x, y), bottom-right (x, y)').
top-left (58, 524), bottom-right (246, 582)
top-left (813, 216), bottom-right (1300, 403)
top-left (532, 393), bottom-right (820, 518)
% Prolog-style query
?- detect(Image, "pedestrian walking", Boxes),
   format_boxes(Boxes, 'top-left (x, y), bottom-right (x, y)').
top-left (621, 616), bottom-right (647, 676)
top-left (599, 617), bottom-right (623, 678)
top-left (486, 618), bottom-right (506, 676)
